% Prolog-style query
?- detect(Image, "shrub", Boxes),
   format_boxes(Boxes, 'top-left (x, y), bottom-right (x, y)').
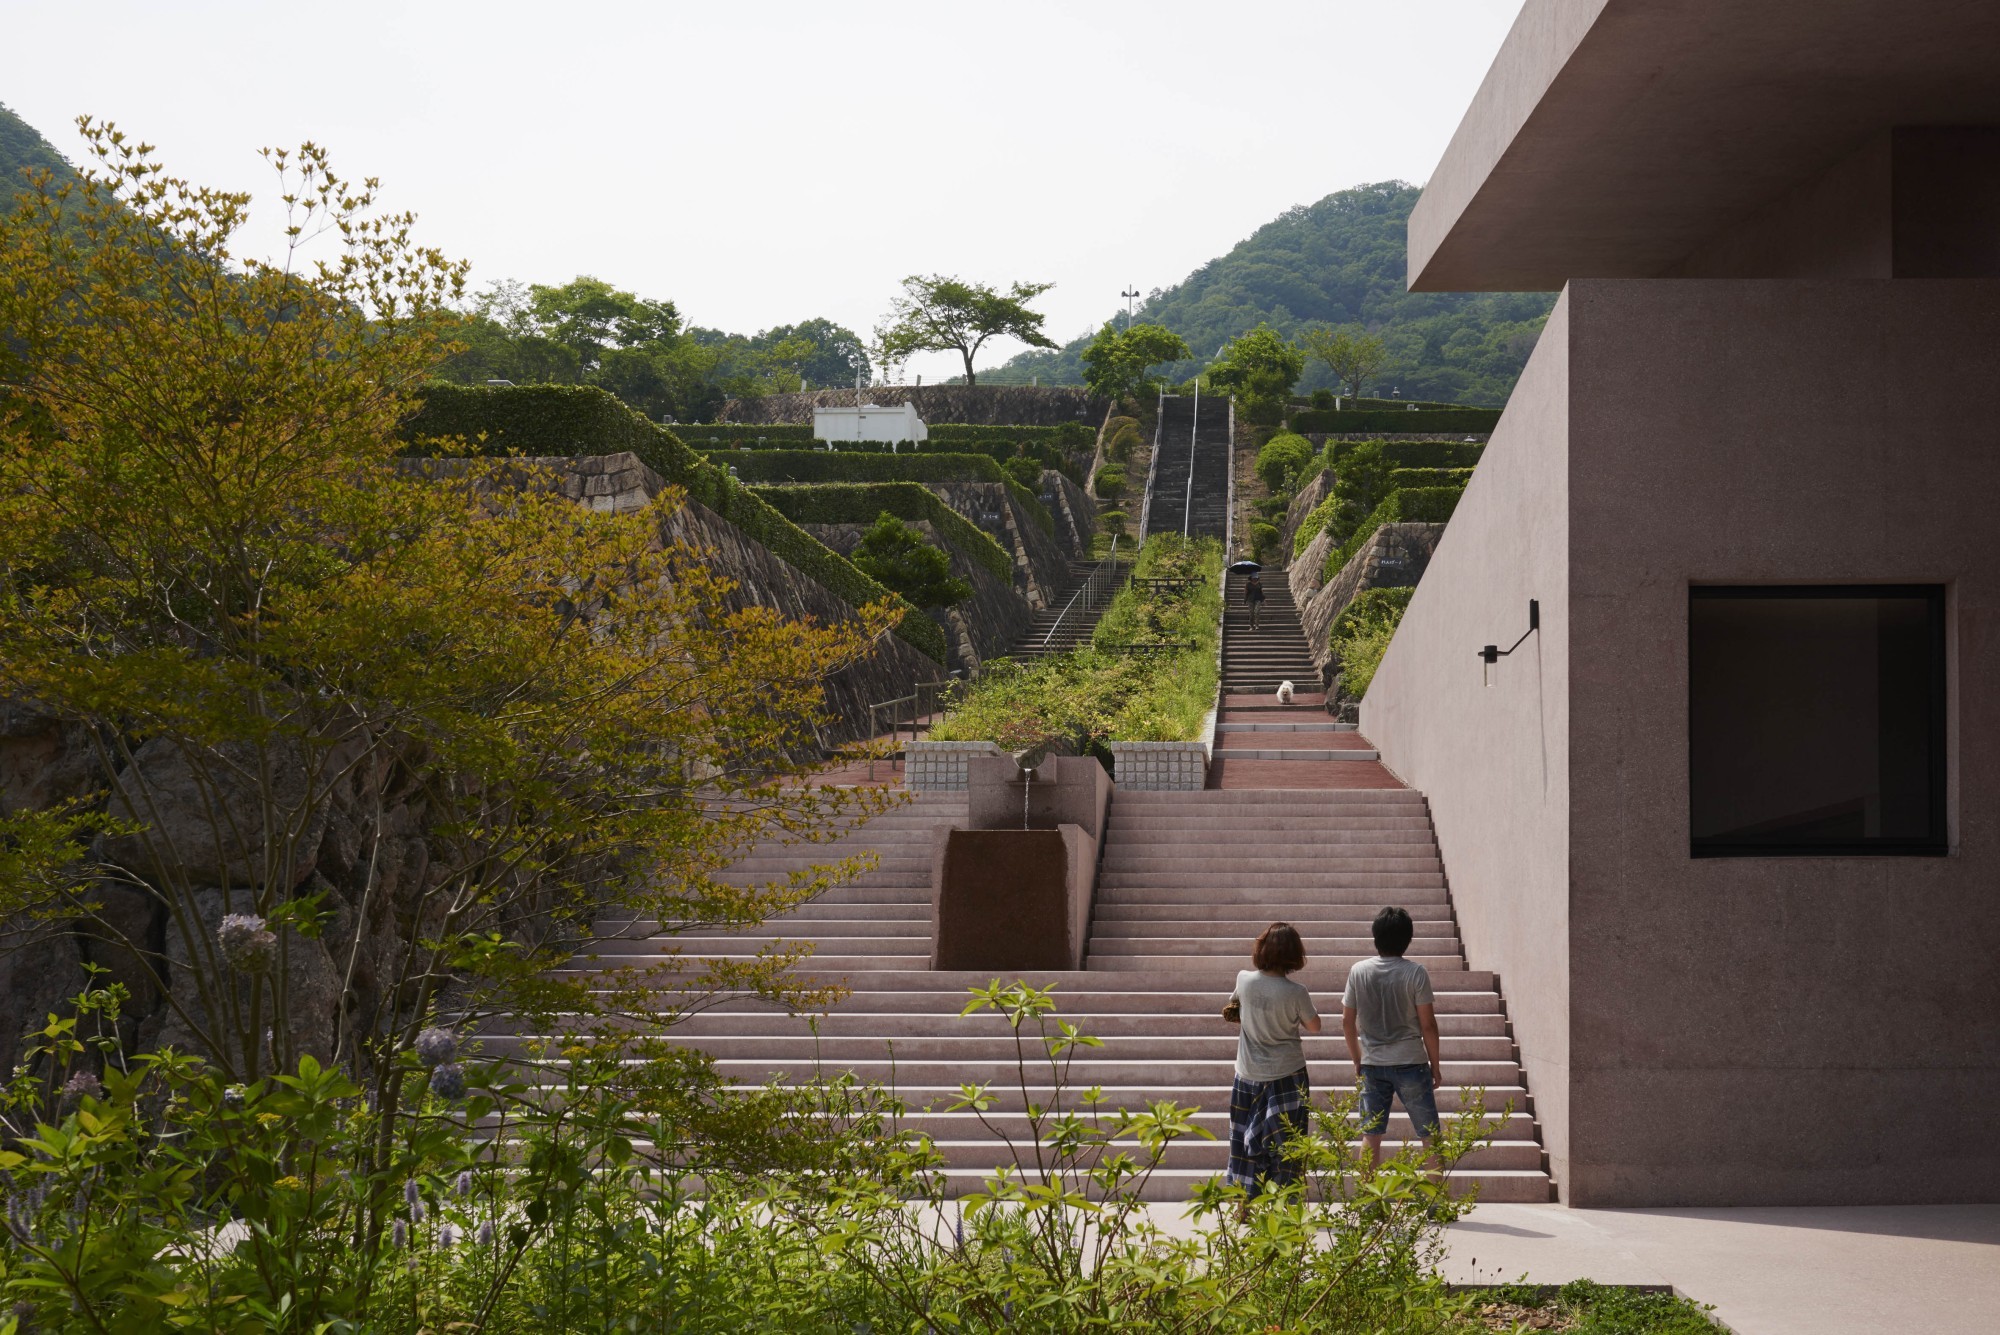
top-left (851, 511), bottom-right (973, 608)
top-left (1324, 438), bottom-right (1484, 470)
top-left (1105, 416), bottom-right (1144, 463)
top-left (1255, 430), bottom-right (1314, 493)
top-left (1251, 520), bottom-right (1282, 563)
top-left (1387, 466), bottom-right (1475, 490)
top-left (1099, 508), bottom-right (1128, 537)
top-left (750, 482), bottom-right (1013, 583)
top-left (1294, 492), bottom-right (1341, 554)
top-left (1288, 406), bottom-right (1500, 433)
top-left (1330, 586), bottom-right (1414, 699)
top-left (1093, 463), bottom-right (1127, 503)
top-left (1309, 387), bottom-right (1337, 409)
top-left (1001, 454), bottom-right (1043, 491)
top-left (403, 383), bottom-right (948, 663)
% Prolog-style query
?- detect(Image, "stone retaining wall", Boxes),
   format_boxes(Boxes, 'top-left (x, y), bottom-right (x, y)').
top-left (905, 740), bottom-right (1006, 791)
top-left (1107, 741), bottom-right (1208, 791)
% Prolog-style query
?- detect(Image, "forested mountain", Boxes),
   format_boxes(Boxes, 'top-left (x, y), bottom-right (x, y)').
top-left (985, 182), bottom-right (1555, 406)
top-left (0, 102), bottom-right (80, 203)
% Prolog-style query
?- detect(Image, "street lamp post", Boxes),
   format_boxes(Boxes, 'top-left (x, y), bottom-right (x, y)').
top-left (1120, 287), bottom-right (1140, 329)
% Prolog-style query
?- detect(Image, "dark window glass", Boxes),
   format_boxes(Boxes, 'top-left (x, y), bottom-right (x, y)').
top-left (1689, 586), bottom-right (1946, 857)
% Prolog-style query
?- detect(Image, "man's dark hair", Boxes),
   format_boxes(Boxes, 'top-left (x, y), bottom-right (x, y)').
top-left (1372, 906), bottom-right (1415, 956)
top-left (1252, 921), bottom-right (1307, 975)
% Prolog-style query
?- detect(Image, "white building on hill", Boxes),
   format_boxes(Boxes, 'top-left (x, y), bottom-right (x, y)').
top-left (812, 401), bottom-right (928, 446)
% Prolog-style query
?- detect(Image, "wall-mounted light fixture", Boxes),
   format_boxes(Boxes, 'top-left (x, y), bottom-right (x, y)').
top-left (1477, 599), bottom-right (1540, 686)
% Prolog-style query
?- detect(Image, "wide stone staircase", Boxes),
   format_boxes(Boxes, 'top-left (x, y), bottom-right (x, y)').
top-left (1143, 394), bottom-right (1231, 542)
top-left (537, 787), bottom-right (1553, 1203)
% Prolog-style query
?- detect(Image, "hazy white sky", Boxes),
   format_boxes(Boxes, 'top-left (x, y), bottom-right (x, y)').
top-left (4, 0), bottom-right (1524, 380)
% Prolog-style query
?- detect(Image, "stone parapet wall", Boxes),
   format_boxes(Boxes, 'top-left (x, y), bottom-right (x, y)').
top-left (1107, 741), bottom-right (1208, 791)
top-left (1279, 471), bottom-right (1331, 565)
top-left (929, 481), bottom-right (1070, 610)
top-left (905, 741), bottom-right (1005, 791)
top-left (719, 386), bottom-right (1106, 427)
top-left (1042, 471), bottom-right (1098, 558)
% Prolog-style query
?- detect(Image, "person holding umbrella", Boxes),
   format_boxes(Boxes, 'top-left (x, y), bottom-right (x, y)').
top-left (1233, 560), bottom-right (1266, 630)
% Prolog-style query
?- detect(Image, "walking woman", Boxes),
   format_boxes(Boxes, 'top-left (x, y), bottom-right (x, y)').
top-left (1224, 922), bottom-right (1321, 1206)
top-left (1243, 570), bottom-right (1265, 630)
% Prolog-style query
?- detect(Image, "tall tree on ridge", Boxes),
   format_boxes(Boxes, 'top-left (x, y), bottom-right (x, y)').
top-left (875, 274), bottom-right (1056, 388)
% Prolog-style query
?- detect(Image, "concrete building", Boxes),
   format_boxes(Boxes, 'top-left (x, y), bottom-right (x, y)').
top-left (1363, 0), bottom-right (2000, 1206)
top-left (812, 401), bottom-right (928, 446)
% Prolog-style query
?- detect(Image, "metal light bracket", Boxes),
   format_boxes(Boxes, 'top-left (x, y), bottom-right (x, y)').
top-left (1478, 599), bottom-right (1540, 685)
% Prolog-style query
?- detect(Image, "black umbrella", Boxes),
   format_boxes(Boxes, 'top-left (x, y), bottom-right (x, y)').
top-left (1228, 560), bottom-right (1262, 572)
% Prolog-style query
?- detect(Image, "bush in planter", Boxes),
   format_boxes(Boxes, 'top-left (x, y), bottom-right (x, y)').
top-left (851, 511), bottom-right (973, 608)
top-left (1093, 464), bottom-right (1127, 503)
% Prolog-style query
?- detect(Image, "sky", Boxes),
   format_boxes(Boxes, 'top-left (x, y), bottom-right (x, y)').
top-left (3, 0), bottom-right (1526, 382)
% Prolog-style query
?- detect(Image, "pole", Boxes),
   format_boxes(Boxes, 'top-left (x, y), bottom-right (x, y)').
top-left (1185, 379), bottom-right (1199, 537)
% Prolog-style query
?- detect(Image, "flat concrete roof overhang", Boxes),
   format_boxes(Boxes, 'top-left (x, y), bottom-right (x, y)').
top-left (1410, 0), bottom-right (2000, 291)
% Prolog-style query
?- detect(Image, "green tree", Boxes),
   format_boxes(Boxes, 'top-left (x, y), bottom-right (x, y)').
top-left (1299, 323), bottom-right (1389, 400)
top-left (851, 512), bottom-right (973, 608)
top-left (1206, 324), bottom-right (1305, 423)
top-left (1093, 464), bottom-right (1127, 504)
top-left (1081, 321), bottom-right (1191, 401)
top-left (1255, 431), bottom-right (1314, 493)
top-left (876, 274), bottom-right (1056, 387)
top-left (1002, 455), bottom-right (1043, 491)
top-left (755, 316), bottom-right (870, 388)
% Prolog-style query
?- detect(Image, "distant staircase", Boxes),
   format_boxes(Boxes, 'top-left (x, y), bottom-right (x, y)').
top-left (1143, 395), bottom-right (1231, 543)
top-left (1010, 554), bottom-right (1132, 659)
top-left (1222, 572), bottom-right (1322, 696)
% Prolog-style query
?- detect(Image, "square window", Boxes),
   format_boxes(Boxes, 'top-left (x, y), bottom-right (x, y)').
top-left (1689, 586), bottom-right (1946, 857)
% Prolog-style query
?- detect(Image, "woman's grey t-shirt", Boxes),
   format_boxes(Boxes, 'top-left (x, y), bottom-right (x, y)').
top-left (1232, 969), bottom-right (1319, 1081)
top-left (1340, 955), bottom-right (1434, 1067)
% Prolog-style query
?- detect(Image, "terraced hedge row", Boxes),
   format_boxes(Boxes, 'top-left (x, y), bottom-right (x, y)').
top-left (751, 482), bottom-right (1015, 584)
top-left (1289, 407), bottom-right (1500, 434)
top-left (400, 383), bottom-right (948, 663)
top-left (1324, 486), bottom-right (1466, 578)
top-left (710, 450), bottom-right (1056, 535)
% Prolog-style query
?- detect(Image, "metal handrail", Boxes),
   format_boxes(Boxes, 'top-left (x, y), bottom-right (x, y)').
top-left (1037, 535), bottom-right (1124, 652)
top-left (1137, 386), bottom-right (1163, 538)
top-left (865, 676), bottom-right (964, 780)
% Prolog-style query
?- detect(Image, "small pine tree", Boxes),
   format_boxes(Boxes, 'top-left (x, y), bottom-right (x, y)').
top-left (851, 511), bottom-right (973, 608)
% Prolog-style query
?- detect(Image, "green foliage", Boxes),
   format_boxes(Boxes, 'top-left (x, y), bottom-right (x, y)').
top-left (1001, 454), bottom-right (1042, 491)
top-left (701, 449), bottom-right (1006, 485)
top-left (1289, 406), bottom-right (1501, 433)
top-left (934, 536), bottom-right (1222, 748)
top-left (0, 103), bottom-right (79, 210)
top-left (1099, 508), bottom-right (1128, 537)
top-left (1093, 463), bottom-right (1127, 503)
top-left (1326, 437), bottom-right (1486, 470)
top-left (1254, 430), bottom-right (1314, 493)
top-left (1484, 1281), bottom-right (1729, 1334)
top-left (1326, 486), bottom-right (1467, 578)
top-left (1104, 414), bottom-right (1144, 463)
top-left (1250, 520), bottom-right (1282, 563)
top-left (1299, 323), bottom-right (1390, 399)
top-left (875, 273), bottom-right (1056, 387)
top-left (1205, 323), bottom-right (1306, 423)
top-left (850, 511), bottom-right (973, 608)
top-left (1329, 586), bottom-right (1414, 699)
top-left (983, 182), bottom-right (1554, 405)
top-left (402, 383), bottom-right (948, 663)
top-left (1388, 466), bottom-right (1475, 490)
top-left (1081, 319), bottom-right (1191, 400)
top-left (751, 482), bottom-right (1013, 584)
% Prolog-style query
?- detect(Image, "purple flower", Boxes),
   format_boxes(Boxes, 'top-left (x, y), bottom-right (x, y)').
top-left (455, 1171), bottom-right (473, 1198)
top-left (60, 1070), bottom-right (103, 1102)
top-left (216, 914), bottom-right (278, 973)
top-left (476, 1217), bottom-right (495, 1247)
top-left (437, 1222), bottom-right (458, 1248)
top-left (413, 1027), bottom-right (457, 1068)
top-left (222, 1086), bottom-right (246, 1111)
top-left (428, 1063), bottom-right (466, 1101)
top-left (390, 1218), bottom-right (407, 1248)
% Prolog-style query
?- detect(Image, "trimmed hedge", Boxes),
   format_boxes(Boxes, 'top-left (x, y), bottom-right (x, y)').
top-left (686, 421), bottom-right (1096, 451)
top-left (1324, 439), bottom-right (1485, 470)
top-left (1289, 407), bottom-right (1500, 434)
top-left (1324, 486), bottom-right (1466, 579)
top-left (703, 450), bottom-right (1006, 485)
top-left (751, 483), bottom-right (1014, 584)
top-left (401, 383), bottom-right (948, 664)
top-left (1329, 586), bottom-right (1415, 699)
top-left (1387, 466), bottom-right (1475, 491)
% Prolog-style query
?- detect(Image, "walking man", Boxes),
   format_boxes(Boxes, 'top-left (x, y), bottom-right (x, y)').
top-left (1342, 906), bottom-right (1444, 1166)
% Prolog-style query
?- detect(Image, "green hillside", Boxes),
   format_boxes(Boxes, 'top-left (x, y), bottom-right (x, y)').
top-left (0, 102), bottom-right (79, 204)
top-left (985, 181), bottom-right (1554, 406)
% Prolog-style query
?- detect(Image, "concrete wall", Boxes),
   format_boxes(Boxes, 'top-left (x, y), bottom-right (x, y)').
top-left (1368, 282), bottom-right (2000, 1205)
top-left (1562, 278), bottom-right (2000, 1206)
top-left (1363, 293), bottom-right (1574, 1187)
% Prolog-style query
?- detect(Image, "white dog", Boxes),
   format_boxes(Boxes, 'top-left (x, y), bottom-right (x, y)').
top-left (1276, 679), bottom-right (1295, 705)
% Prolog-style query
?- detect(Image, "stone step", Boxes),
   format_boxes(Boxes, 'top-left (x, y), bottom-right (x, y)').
top-left (556, 967), bottom-right (1500, 991)
top-left (651, 988), bottom-right (1504, 1015)
top-left (1086, 953), bottom-right (1465, 973)
top-left (929, 1167), bottom-right (1554, 1203)
top-left (1095, 870), bottom-right (1445, 889)
top-left (1208, 748), bottom-right (1384, 761)
top-left (1100, 855), bottom-right (1441, 874)
top-left (1101, 829), bottom-right (1436, 848)
top-left (1090, 903), bottom-right (1452, 923)
top-left (488, 1034), bottom-right (1515, 1063)
top-left (1113, 789), bottom-right (1425, 804)
top-left (647, 1010), bottom-right (1510, 1038)
top-left (1092, 886), bottom-right (1452, 905)
top-left (702, 1056), bottom-right (1526, 1086)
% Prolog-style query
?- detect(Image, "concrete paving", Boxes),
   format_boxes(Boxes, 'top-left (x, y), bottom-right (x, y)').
top-left (1440, 1202), bottom-right (2000, 1334)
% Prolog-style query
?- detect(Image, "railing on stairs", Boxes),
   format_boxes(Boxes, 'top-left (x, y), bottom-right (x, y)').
top-left (1137, 386), bottom-right (1163, 539)
top-left (865, 676), bottom-right (963, 781)
top-left (1037, 535), bottom-right (1123, 653)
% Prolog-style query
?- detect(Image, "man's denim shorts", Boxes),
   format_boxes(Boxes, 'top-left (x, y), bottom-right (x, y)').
top-left (1357, 1063), bottom-right (1442, 1139)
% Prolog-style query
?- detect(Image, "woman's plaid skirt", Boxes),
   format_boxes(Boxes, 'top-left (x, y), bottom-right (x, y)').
top-left (1227, 1068), bottom-right (1311, 1194)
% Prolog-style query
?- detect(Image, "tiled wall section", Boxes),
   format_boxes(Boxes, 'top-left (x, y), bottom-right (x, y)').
top-left (1107, 741), bottom-right (1208, 791)
top-left (905, 741), bottom-right (1005, 791)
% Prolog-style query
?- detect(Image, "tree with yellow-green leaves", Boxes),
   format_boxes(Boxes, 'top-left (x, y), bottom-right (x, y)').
top-left (0, 120), bottom-right (899, 1120)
